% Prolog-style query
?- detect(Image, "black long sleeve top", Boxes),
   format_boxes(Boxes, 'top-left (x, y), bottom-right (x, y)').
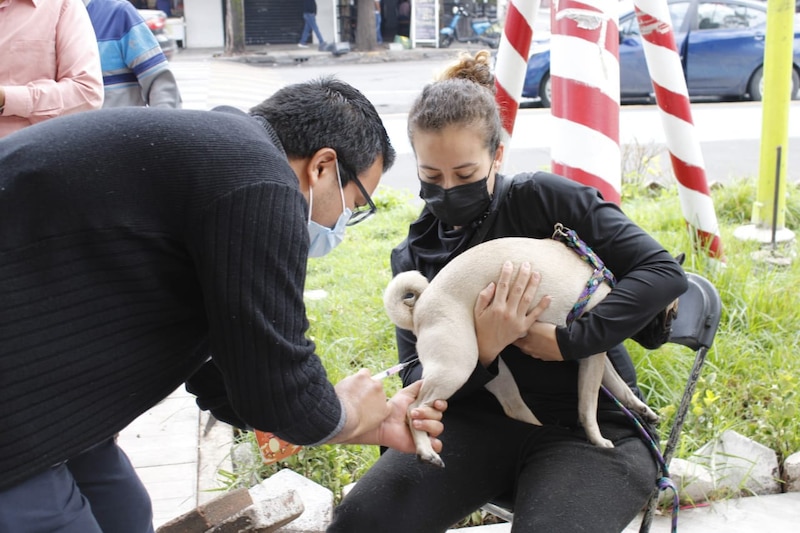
top-left (0, 106), bottom-right (343, 490)
top-left (390, 172), bottom-right (688, 426)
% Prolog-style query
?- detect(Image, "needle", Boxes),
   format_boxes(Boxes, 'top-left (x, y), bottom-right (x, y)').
top-left (372, 357), bottom-right (419, 380)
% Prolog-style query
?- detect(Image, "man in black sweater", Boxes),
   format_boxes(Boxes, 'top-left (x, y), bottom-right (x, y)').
top-left (0, 77), bottom-right (446, 532)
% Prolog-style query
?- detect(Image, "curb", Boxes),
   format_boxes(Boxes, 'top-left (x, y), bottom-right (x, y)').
top-left (210, 43), bottom-right (492, 67)
top-left (197, 411), bottom-right (235, 506)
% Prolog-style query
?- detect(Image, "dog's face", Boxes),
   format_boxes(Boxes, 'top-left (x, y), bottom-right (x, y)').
top-left (630, 253), bottom-right (685, 350)
top-left (631, 298), bottom-right (679, 349)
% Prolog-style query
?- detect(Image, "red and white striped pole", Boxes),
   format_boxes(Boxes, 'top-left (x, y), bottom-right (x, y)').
top-left (550, 0), bottom-right (621, 205)
top-left (494, 0), bottom-right (542, 145)
top-left (633, 0), bottom-right (724, 260)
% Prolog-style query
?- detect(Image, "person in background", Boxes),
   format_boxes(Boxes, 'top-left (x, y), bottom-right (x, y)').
top-left (0, 0), bottom-right (103, 138)
top-left (85, 0), bottom-right (182, 108)
top-left (397, 0), bottom-right (410, 38)
top-left (375, 0), bottom-right (383, 44)
top-left (0, 76), bottom-right (446, 533)
top-left (328, 51), bottom-right (687, 533)
top-left (298, 0), bottom-right (326, 49)
top-left (155, 0), bottom-right (170, 17)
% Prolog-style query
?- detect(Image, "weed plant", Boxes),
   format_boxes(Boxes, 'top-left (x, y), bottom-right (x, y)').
top-left (221, 179), bottom-right (800, 522)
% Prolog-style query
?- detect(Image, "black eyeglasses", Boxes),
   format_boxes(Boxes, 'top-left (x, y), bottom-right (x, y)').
top-left (339, 163), bottom-right (377, 226)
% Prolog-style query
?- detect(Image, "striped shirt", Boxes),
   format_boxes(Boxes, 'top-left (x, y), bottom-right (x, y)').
top-left (86, 0), bottom-right (181, 108)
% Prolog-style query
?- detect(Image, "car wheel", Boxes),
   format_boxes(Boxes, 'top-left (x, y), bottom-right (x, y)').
top-left (540, 73), bottom-right (552, 108)
top-left (749, 66), bottom-right (800, 101)
top-left (748, 67), bottom-right (764, 101)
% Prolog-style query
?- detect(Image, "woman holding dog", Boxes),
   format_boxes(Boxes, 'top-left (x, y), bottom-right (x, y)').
top-left (328, 51), bottom-right (688, 532)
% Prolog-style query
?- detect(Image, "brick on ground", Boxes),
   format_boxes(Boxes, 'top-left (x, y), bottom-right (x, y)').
top-left (207, 490), bottom-right (304, 533)
top-left (156, 487), bottom-right (253, 533)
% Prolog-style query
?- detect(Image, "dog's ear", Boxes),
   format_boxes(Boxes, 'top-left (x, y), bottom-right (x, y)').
top-left (675, 252), bottom-right (686, 266)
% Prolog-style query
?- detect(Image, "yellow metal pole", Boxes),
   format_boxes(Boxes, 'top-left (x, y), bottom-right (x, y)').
top-left (752, 0), bottom-right (795, 230)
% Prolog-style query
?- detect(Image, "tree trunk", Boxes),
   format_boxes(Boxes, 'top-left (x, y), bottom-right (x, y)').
top-left (225, 0), bottom-right (246, 55)
top-left (356, 0), bottom-right (378, 51)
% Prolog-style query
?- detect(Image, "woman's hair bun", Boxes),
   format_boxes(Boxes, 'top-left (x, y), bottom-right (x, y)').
top-left (437, 50), bottom-right (495, 93)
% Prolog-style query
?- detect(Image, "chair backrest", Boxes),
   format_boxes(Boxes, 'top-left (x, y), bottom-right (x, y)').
top-left (668, 273), bottom-right (722, 353)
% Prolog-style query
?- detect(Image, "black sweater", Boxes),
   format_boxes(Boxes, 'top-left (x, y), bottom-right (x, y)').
top-left (391, 173), bottom-right (688, 426)
top-left (0, 107), bottom-right (342, 490)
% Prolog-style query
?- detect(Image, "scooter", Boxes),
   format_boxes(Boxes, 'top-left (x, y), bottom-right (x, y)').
top-left (439, 4), bottom-right (502, 49)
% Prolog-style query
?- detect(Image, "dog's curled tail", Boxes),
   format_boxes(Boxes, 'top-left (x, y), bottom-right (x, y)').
top-left (383, 270), bottom-right (428, 331)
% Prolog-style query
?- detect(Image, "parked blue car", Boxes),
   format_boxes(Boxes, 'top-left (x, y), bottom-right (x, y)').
top-left (522, 0), bottom-right (800, 107)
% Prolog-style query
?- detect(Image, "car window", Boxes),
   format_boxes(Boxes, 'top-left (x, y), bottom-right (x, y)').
top-left (619, 1), bottom-right (690, 34)
top-left (620, 13), bottom-right (640, 37)
top-left (697, 2), bottom-right (766, 30)
top-left (669, 2), bottom-right (691, 29)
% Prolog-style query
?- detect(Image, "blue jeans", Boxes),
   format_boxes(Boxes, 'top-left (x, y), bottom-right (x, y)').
top-left (375, 12), bottom-right (382, 43)
top-left (0, 438), bottom-right (154, 533)
top-left (300, 12), bottom-right (325, 45)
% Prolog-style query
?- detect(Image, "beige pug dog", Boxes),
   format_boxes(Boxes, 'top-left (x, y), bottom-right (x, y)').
top-left (384, 237), bottom-right (659, 468)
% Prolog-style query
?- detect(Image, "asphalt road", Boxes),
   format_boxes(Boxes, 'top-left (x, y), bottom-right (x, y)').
top-left (169, 48), bottom-right (800, 194)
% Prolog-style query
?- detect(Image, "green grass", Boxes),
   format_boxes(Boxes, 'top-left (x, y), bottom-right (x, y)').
top-left (221, 178), bottom-right (800, 521)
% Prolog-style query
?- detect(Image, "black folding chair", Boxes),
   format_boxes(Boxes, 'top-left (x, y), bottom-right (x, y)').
top-left (480, 273), bottom-right (723, 531)
top-left (638, 272), bottom-right (721, 532)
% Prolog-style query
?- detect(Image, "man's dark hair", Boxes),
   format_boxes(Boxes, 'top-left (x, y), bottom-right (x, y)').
top-left (250, 76), bottom-right (396, 185)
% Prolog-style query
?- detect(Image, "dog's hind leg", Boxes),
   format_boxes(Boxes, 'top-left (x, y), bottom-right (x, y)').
top-left (408, 331), bottom-right (479, 468)
top-left (577, 354), bottom-right (614, 448)
top-left (601, 358), bottom-right (659, 423)
top-left (484, 358), bottom-right (542, 426)
top-left (408, 366), bottom-right (474, 468)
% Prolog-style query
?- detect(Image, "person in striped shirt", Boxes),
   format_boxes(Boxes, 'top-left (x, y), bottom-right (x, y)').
top-left (85, 0), bottom-right (181, 108)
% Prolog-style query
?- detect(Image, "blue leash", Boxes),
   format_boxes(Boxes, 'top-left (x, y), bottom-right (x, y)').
top-left (602, 386), bottom-right (680, 533)
top-left (552, 223), bottom-right (679, 532)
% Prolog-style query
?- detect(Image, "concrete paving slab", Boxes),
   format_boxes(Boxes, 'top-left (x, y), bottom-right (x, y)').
top-left (120, 387), bottom-right (236, 527)
top-left (451, 492), bottom-right (800, 532)
top-left (119, 387), bottom-right (201, 528)
top-left (197, 411), bottom-right (235, 505)
top-left (624, 492), bottom-right (800, 533)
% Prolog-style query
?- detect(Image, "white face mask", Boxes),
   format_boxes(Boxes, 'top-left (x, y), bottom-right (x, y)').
top-left (307, 161), bottom-right (352, 258)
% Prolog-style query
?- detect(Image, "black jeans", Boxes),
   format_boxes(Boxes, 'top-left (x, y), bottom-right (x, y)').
top-left (328, 390), bottom-right (657, 533)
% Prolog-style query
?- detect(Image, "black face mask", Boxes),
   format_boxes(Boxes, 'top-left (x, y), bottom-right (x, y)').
top-left (419, 177), bottom-right (492, 227)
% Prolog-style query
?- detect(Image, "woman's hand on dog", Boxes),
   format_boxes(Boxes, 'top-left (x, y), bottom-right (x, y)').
top-left (474, 261), bottom-right (552, 367)
top-left (513, 321), bottom-right (564, 361)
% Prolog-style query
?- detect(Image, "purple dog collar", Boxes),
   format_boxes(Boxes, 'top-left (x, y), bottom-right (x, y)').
top-left (551, 223), bottom-right (616, 324)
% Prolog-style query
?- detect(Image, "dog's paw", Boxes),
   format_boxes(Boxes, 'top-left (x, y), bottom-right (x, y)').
top-left (640, 406), bottom-right (659, 423)
top-left (586, 434), bottom-right (615, 448)
top-left (417, 452), bottom-right (445, 468)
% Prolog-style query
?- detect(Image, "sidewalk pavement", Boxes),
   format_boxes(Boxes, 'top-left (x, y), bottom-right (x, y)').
top-left (117, 387), bottom-right (234, 528)
top-left (118, 387), bottom-right (800, 531)
top-left (172, 40), bottom-right (488, 68)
